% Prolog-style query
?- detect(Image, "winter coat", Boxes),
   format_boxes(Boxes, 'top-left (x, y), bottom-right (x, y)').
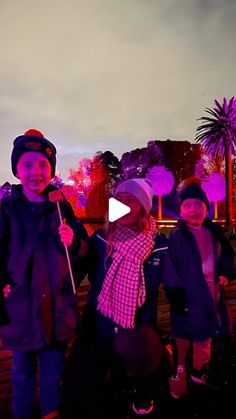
top-left (163, 218), bottom-right (236, 341)
top-left (80, 228), bottom-right (168, 342)
top-left (0, 184), bottom-right (88, 350)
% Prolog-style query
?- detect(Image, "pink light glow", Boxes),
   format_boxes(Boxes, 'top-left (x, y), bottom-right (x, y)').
top-left (146, 166), bottom-right (174, 196)
top-left (202, 173), bottom-right (226, 202)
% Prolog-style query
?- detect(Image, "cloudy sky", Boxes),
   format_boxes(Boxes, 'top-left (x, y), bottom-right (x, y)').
top-left (0, 0), bottom-right (235, 183)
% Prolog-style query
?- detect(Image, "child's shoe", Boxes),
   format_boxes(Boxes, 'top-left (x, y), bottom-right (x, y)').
top-left (191, 365), bottom-right (226, 389)
top-left (169, 365), bottom-right (188, 398)
top-left (127, 400), bottom-right (155, 417)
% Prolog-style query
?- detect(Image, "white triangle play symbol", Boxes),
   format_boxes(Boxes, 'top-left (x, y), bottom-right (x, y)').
top-left (108, 197), bottom-right (131, 222)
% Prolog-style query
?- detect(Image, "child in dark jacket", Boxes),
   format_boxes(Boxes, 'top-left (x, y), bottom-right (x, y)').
top-left (62, 178), bottom-right (168, 419)
top-left (163, 180), bottom-right (236, 398)
top-left (0, 129), bottom-right (88, 419)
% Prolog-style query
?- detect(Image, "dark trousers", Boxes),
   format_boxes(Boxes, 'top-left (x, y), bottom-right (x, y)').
top-left (11, 345), bottom-right (66, 418)
top-left (113, 324), bottom-right (164, 409)
top-left (61, 322), bottom-right (164, 418)
top-left (61, 336), bottom-right (112, 419)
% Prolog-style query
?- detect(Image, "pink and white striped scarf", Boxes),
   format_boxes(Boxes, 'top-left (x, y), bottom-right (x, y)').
top-left (97, 216), bottom-right (156, 329)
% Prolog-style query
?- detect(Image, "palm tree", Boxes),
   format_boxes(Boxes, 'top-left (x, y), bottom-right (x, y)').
top-left (195, 97), bottom-right (236, 228)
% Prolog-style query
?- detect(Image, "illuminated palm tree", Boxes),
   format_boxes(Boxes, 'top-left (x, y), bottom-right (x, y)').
top-left (195, 97), bottom-right (236, 228)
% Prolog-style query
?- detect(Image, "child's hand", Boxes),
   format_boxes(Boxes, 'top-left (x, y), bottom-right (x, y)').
top-left (3, 284), bottom-right (11, 298)
top-left (218, 275), bottom-right (229, 287)
top-left (58, 223), bottom-right (74, 247)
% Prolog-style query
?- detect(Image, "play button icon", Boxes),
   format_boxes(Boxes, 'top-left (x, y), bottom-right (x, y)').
top-left (108, 197), bottom-right (131, 222)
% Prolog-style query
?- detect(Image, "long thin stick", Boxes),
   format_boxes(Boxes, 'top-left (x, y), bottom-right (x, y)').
top-left (56, 201), bottom-right (76, 294)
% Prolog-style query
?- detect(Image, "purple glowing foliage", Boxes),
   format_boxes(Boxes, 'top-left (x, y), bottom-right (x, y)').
top-left (120, 143), bottom-right (163, 180)
top-left (51, 175), bottom-right (64, 188)
top-left (202, 173), bottom-right (226, 202)
top-left (146, 166), bottom-right (174, 196)
top-left (120, 151), bottom-right (140, 179)
top-left (78, 194), bottom-right (87, 208)
top-left (80, 158), bottom-right (91, 176)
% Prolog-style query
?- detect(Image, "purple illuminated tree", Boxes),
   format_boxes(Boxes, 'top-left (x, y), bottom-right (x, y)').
top-left (195, 97), bottom-right (236, 228)
top-left (202, 173), bottom-right (226, 219)
top-left (146, 166), bottom-right (174, 219)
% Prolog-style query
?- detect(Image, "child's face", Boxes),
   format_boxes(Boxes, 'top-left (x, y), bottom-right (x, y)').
top-left (180, 198), bottom-right (207, 227)
top-left (115, 192), bottom-right (144, 228)
top-left (16, 151), bottom-right (52, 195)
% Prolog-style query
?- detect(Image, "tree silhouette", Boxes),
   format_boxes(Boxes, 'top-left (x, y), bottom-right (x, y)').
top-left (153, 140), bottom-right (202, 184)
top-left (120, 142), bottom-right (163, 179)
top-left (195, 97), bottom-right (236, 228)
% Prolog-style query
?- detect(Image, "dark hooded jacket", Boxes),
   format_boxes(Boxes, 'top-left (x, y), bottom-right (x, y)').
top-left (163, 218), bottom-right (236, 341)
top-left (0, 184), bottom-right (88, 350)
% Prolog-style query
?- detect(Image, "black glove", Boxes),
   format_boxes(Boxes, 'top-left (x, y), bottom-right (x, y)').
top-left (164, 286), bottom-right (188, 314)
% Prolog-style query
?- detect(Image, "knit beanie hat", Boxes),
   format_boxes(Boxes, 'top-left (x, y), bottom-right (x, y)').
top-left (114, 178), bottom-right (153, 214)
top-left (178, 180), bottom-right (210, 210)
top-left (11, 129), bottom-right (57, 178)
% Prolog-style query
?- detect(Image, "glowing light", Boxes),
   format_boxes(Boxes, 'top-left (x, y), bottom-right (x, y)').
top-left (202, 173), bottom-right (226, 202)
top-left (146, 166), bottom-right (174, 196)
top-left (146, 165), bottom-right (174, 220)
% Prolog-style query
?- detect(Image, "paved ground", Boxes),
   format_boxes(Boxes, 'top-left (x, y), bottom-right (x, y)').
top-left (0, 338), bottom-right (236, 418)
top-left (1, 275), bottom-right (235, 418)
top-left (103, 338), bottom-right (236, 419)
